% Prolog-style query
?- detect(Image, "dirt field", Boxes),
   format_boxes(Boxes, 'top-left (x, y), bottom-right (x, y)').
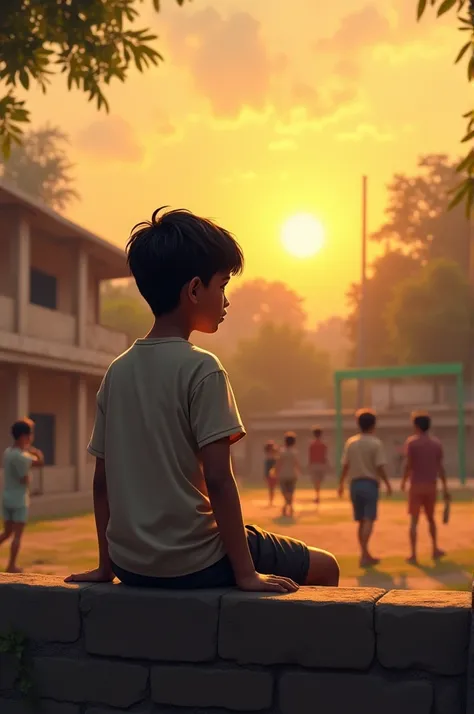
top-left (1, 487), bottom-right (472, 591)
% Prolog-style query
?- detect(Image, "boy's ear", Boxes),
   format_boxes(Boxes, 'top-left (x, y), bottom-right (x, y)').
top-left (187, 277), bottom-right (202, 303)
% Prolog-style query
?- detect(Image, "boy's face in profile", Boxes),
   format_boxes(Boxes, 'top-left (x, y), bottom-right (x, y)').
top-left (190, 271), bottom-right (230, 334)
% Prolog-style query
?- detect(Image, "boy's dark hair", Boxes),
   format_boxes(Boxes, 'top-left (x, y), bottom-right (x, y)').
top-left (264, 441), bottom-right (275, 453)
top-left (312, 427), bottom-right (322, 438)
top-left (413, 412), bottom-right (431, 433)
top-left (284, 431), bottom-right (296, 447)
top-left (356, 409), bottom-right (376, 433)
top-left (11, 419), bottom-right (33, 440)
top-left (126, 207), bottom-right (244, 317)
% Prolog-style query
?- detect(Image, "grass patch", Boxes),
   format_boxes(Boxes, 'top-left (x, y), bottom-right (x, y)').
top-left (29, 510), bottom-right (93, 525)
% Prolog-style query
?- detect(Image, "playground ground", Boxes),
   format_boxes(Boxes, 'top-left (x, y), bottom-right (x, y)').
top-left (1, 486), bottom-right (472, 591)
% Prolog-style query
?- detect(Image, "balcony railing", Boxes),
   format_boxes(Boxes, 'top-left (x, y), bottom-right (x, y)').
top-left (0, 295), bottom-right (14, 332)
top-left (0, 298), bottom-right (128, 358)
top-left (86, 323), bottom-right (128, 356)
top-left (27, 304), bottom-right (76, 345)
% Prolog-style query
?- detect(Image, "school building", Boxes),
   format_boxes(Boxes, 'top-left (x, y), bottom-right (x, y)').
top-left (0, 181), bottom-right (129, 516)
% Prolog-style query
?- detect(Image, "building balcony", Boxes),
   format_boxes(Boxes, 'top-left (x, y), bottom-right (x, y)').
top-left (0, 295), bottom-right (14, 332)
top-left (86, 323), bottom-right (128, 356)
top-left (0, 296), bottom-right (128, 375)
top-left (27, 303), bottom-right (76, 345)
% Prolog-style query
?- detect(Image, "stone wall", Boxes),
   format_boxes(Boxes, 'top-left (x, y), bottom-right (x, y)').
top-left (0, 574), bottom-right (471, 714)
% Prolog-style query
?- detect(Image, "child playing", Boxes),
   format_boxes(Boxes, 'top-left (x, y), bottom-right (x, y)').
top-left (66, 207), bottom-right (339, 591)
top-left (276, 432), bottom-right (301, 518)
top-left (401, 412), bottom-right (451, 565)
top-left (0, 419), bottom-right (44, 573)
top-left (263, 441), bottom-right (278, 507)
top-left (338, 410), bottom-right (392, 568)
top-left (308, 426), bottom-right (328, 504)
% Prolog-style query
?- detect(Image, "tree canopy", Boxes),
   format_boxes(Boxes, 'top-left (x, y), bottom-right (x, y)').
top-left (372, 154), bottom-right (471, 266)
top-left (346, 250), bottom-right (421, 368)
top-left (346, 153), bottom-right (473, 367)
top-left (204, 279), bottom-right (307, 354)
top-left (386, 259), bottom-right (472, 367)
top-left (417, 0), bottom-right (474, 216)
top-left (0, 0), bottom-right (188, 156)
top-left (100, 281), bottom-right (151, 344)
top-left (228, 322), bottom-right (331, 415)
top-left (0, 124), bottom-right (79, 211)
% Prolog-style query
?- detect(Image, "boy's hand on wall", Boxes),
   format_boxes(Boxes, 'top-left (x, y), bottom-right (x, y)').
top-left (65, 566), bottom-right (114, 584)
top-left (236, 572), bottom-right (298, 594)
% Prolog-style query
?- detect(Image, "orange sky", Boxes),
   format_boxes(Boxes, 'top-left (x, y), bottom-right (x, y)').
top-left (23, 0), bottom-right (468, 326)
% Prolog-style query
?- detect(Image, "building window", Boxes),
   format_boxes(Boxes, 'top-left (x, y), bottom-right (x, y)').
top-left (29, 413), bottom-right (55, 466)
top-left (30, 269), bottom-right (57, 310)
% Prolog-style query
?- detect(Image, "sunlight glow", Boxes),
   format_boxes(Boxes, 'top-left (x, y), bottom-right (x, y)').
top-left (281, 213), bottom-right (325, 258)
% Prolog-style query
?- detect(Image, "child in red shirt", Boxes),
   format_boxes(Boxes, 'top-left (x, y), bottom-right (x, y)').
top-left (308, 427), bottom-right (328, 504)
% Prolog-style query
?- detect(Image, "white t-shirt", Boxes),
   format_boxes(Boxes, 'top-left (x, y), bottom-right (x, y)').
top-left (88, 337), bottom-right (245, 578)
top-left (2, 447), bottom-right (33, 508)
top-left (341, 434), bottom-right (386, 482)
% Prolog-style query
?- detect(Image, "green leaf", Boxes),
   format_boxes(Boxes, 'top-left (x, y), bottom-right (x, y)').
top-left (455, 42), bottom-right (471, 64)
top-left (18, 69), bottom-right (29, 90)
top-left (456, 150), bottom-right (474, 173)
top-left (468, 55), bottom-right (474, 81)
top-left (448, 179), bottom-right (470, 210)
top-left (417, 0), bottom-right (428, 20)
top-left (437, 0), bottom-right (458, 15)
top-left (465, 182), bottom-right (474, 217)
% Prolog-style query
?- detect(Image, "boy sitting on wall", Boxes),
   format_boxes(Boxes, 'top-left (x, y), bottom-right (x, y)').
top-left (66, 208), bottom-right (339, 591)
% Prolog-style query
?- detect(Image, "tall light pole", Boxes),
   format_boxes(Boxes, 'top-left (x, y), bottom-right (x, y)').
top-left (357, 175), bottom-right (368, 408)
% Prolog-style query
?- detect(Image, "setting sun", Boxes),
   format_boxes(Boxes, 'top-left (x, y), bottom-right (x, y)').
top-left (281, 214), bottom-right (325, 259)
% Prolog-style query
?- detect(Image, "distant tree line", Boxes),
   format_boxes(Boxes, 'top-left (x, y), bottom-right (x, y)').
top-left (346, 154), bottom-right (473, 377)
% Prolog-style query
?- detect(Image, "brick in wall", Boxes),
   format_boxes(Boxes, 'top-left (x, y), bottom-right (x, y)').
top-left (151, 665), bottom-right (273, 711)
top-left (0, 574), bottom-right (81, 643)
top-left (81, 583), bottom-right (223, 661)
top-left (219, 587), bottom-right (385, 668)
top-left (33, 657), bottom-right (148, 708)
top-left (376, 590), bottom-right (471, 675)
top-left (0, 700), bottom-right (80, 714)
top-left (434, 676), bottom-right (465, 714)
top-left (279, 671), bottom-right (433, 714)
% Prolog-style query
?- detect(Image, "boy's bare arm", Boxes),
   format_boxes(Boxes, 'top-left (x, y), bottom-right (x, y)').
top-left (438, 460), bottom-right (450, 500)
top-left (65, 457), bottom-right (114, 583)
top-left (28, 447), bottom-right (45, 468)
top-left (202, 438), bottom-right (297, 593)
top-left (338, 463), bottom-right (349, 496)
top-left (376, 465), bottom-right (392, 495)
top-left (401, 455), bottom-right (411, 491)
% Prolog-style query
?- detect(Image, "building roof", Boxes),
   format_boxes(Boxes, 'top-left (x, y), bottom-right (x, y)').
top-left (0, 180), bottom-right (129, 279)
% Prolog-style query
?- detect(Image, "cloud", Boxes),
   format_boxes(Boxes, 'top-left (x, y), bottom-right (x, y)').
top-left (163, 7), bottom-right (365, 127)
top-left (289, 82), bottom-right (358, 120)
top-left (165, 7), bottom-right (284, 118)
top-left (336, 123), bottom-right (394, 143)
top-left (313, 1), bottom-right (439, 83)
top-left (151, 108), bottom-right (176, 137)
top-left (76, 116), bottom-right (143, 162)
top-left (316, 5), bottom-right (392, 56)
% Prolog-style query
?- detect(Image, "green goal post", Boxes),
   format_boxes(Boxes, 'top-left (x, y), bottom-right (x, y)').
top-left (334, 362), bottom-right (466, 484)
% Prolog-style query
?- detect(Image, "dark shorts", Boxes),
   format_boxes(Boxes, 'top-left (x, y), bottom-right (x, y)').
top-left (350, 479), bottom-right (379, 522)
top-left (280, 479), bottom-right (296, 498)
top-left (111, 524), bottom-right (310, 589)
